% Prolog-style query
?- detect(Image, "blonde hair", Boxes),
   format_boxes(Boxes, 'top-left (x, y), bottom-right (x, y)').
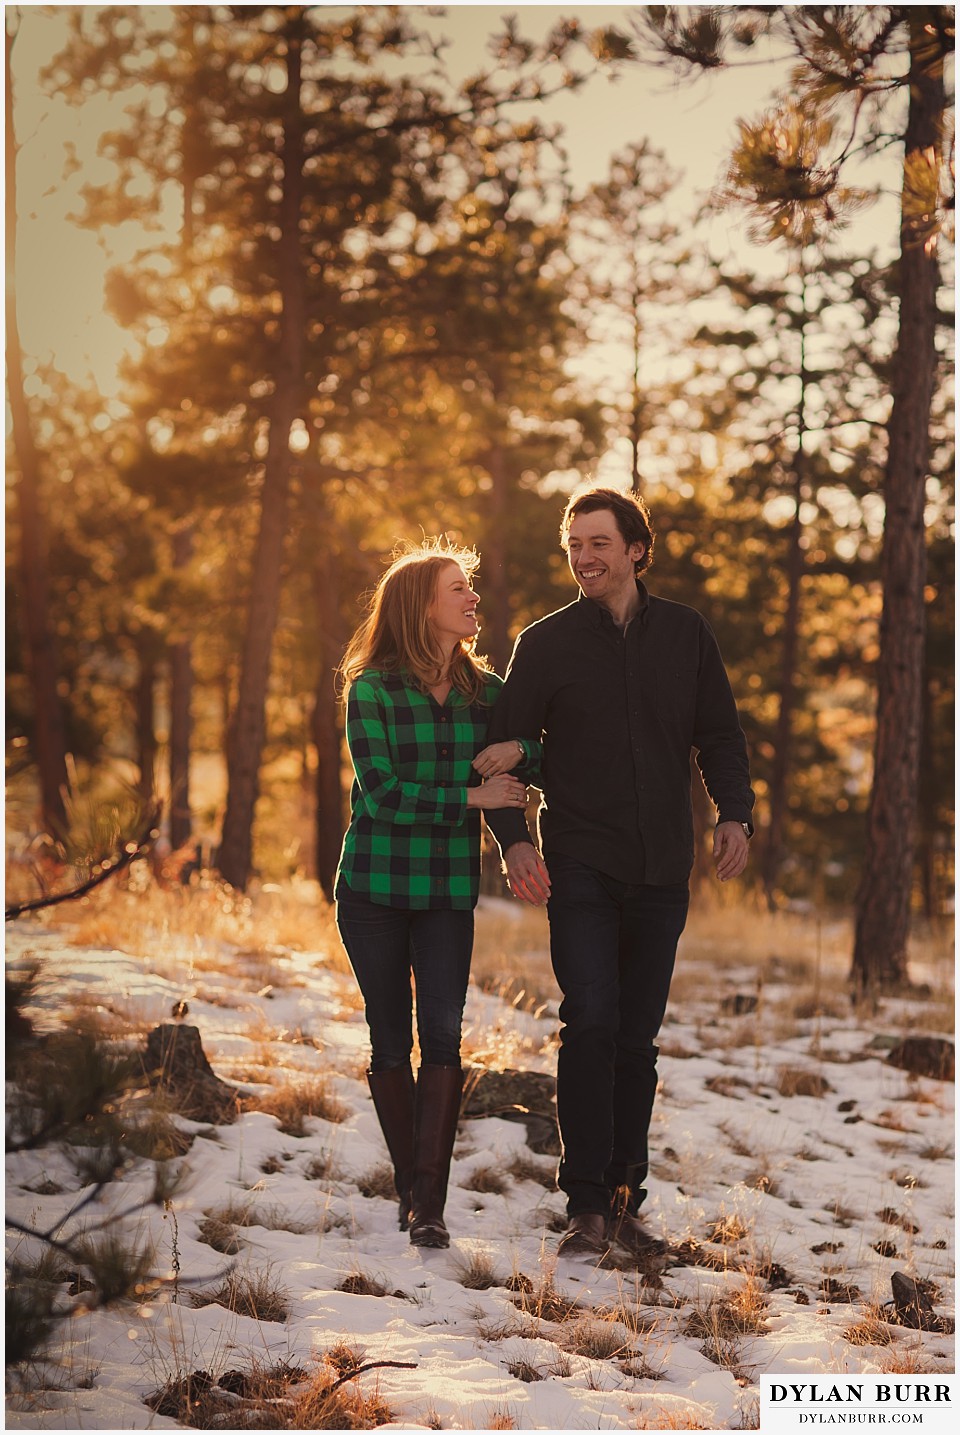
top-left (339, 538), bottom-right (492, 704)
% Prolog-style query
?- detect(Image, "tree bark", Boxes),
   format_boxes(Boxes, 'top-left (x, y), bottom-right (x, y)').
top-left (629, 272), bottom-right (643, 495)
top-left (217, 19), bottom-right (306, 888)
top-left (169, 100), bottom-right (197, 855)
top-left (851, 9), bottom-right (944, 992)
top-left (483, 436), bottom-right (511, 676)
top-left (312, 555), bottom-right (345, 901)
top-left (168, 524), bottom-right (194, 851)
top-left (5, 19), bottom-right (69, 838)
top-left (916, 666), bottom-right (938, 921)
top-left (135, 643), bottom-right (157, 802)
top-left (761, 270), bottom-right (809, 909)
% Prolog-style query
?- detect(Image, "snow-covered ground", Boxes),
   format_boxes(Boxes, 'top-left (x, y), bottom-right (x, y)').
top-left (5, 900), bottom-right (954, 1432)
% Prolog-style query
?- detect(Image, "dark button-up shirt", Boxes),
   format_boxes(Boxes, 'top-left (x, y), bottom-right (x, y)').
top-left (488, 583), bottom-right (755, 885)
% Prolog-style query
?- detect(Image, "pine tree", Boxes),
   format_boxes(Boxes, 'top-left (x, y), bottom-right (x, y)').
top-left (571, 140), bottom-right (685, 495)
top-left (5, 14), bottom-right (69, 837)
top-left (606, 4), bottom-right (954, 987)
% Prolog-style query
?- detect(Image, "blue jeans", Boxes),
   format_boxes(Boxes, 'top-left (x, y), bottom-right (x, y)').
top-left (546, 852), bottom-right (689, 1217)
top-left (335, 881), bottom-right (473, 1072)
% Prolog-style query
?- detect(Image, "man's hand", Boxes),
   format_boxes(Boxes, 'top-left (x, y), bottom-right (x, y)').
top-left (504, 842), bottom-right (551, 906)
top-left (713, 822), bottom-right (749, 882)
top-left (472, 740), bottom-right (523, 777)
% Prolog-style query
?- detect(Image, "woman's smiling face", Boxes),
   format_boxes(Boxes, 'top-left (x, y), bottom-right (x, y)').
top-left (428, 561), bottom-right (480, 646)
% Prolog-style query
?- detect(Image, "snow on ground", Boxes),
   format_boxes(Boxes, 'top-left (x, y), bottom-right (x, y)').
top-left (5, 904), bottom-right (955, 1432)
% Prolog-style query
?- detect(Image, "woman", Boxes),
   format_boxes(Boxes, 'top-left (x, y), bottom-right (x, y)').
top-left (335, 539), bottom-right (535, 1249)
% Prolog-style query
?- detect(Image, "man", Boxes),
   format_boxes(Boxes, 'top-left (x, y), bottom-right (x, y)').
top-left (489, 487), bottom-right (754, 1260)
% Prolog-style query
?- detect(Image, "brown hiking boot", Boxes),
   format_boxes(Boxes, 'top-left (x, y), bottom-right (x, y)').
top-left (606, 1207), bottom-right (670, 1260)
top-left (557, 1212), bottom-right (609, 1258)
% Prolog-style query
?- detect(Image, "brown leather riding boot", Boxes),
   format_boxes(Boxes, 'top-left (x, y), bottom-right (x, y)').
top-left (409, 1064), bottom-right (463, 1249)
top-left (366, 1063), bottom-right (416, 1230)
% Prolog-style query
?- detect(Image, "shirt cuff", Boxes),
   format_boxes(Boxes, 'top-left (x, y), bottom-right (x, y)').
top-left (717, 815), bottom-right (754, 837)
top-left (441, 788), bottom-right (469, 825)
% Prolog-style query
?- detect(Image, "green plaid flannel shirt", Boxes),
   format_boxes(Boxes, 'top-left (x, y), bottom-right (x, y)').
top-left (337, 668), bottom-right (537, 909)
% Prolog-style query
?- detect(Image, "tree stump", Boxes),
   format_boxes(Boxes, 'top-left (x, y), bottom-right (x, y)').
top-left (889, 1271), bottom-right (954, 1332)
top-left (886, 1036), bottom-right (954, 1082)
top-left (142, 1024), bottom-right (243, 1124)
top-left (462, 1066), bottom-right (560, 1156)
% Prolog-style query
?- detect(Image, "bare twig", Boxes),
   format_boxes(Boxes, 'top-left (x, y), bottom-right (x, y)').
top-left (326, 1360), bottom-right (419, 1394)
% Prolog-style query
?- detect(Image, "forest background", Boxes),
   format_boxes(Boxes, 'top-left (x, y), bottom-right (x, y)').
top-left (5, 3), bottom-right (955, 994)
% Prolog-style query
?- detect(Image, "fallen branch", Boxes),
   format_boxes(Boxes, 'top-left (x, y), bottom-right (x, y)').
top-left (5, 808), bottom-right (161, 920)
top-left (326, 1361), bottom-right (419, 1394)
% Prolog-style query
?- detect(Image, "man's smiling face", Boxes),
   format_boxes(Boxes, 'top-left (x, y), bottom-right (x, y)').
top-left (565, 509), bottom-right (646, 608)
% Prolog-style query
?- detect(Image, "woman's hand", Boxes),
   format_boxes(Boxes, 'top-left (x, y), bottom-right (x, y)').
top-left (472, 740), bottom-right (523, 777)
top-left (466, 774), bottom-right (528, 809)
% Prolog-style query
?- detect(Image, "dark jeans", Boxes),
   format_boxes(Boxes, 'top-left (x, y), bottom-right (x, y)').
top-left (546, 852), bottom-right (689, 1218)
top-left (335, 880), bottom-right (473, 1072)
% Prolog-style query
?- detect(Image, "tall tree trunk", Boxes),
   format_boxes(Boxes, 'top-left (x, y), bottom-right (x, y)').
top-left (915, 666), bottom-right (938, 921)
top-left (851, 10), bottom-right (943, 993)
top-left (168, 524), bottom-right (194, 851)
top-left (484, 436), bottom-right (511, 675)
top-left (312, 554), bottom-right (345, 901)
top-left (629, 273), bottom-right (642, 495)
top-left (168, 97), bottom-right (197, 855)
top-left (217, 20), bottom-right (306, 889)
top-left (135, 643), bottom-right (157, 802)
top-left (761, 270), bottom-right (809, 910)
top-left (5, 18), bottom-right (69, 837)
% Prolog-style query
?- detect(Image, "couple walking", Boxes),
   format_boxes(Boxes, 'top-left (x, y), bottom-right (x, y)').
top-left (334, 487), bottom-right (754, 1258)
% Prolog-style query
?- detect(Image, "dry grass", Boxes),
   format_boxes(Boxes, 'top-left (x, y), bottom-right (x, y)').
top-left (507, 1153), bottom-right (556, 1188)
top-left (620, 1357), bottom-right (668, 1381)
top-left (452, 1248), bottom-right (502, 1291)
top-left (716, 1121), bottom-right (755, 1159)
top-left (356, 1163), bottom-right (398, 1202)
top-left (191, 1266), bottom-right (291, 1323)
top-left (462, 1165), bottom-right (509, 1195)
top-left (9, 851), bottom-right (348, 986)
top-left (203, 1197), bottom-right (258, 1228)
top-left (510, 1273), bottom-right (581, 1325)
top-left (916, 1139), bottom-right (953, 1161)
top-left (877, 1348), bottom-right (943, 1375)
top-left (304, 1150), bottom-right (343, 1184)
top-left (706, 1212), bottom-right (750, 1246)
top-left (635, 1405), bottom-right (717, 1430)
top-left (776, 1066), bottom-right (832, 1098)
top-left (470, 905), bottom-right (553, 1007)
top-left (196, 1216), bottom-right (245, 1255)
top-left (249, 1076), bottom-right (349, 1134)
top-left (323, 1342), bottom-right (367, 1376)
top-left (844, 1308), bottom-right (899, 1347)
top-left (336, 1268), bottom-right (410, 1302)
top-left (506, 1358), bottom-right (544, 1382)
top-left (563, 1316), bottom-right (634, 1361)
top-left (289, 1368), bottom-right (395, 1429)
top-left (682, 1279), bottom-right (769, 1349)
top-left (482, 1405), bottom-right (518, 1429)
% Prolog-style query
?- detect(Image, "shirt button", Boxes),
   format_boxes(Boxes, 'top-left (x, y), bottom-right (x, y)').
top-left (441, 747), bottom-right (448, 755)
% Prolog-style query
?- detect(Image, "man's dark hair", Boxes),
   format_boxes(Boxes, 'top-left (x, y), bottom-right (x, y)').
top-left (561, 487), bottom-right (655, 576)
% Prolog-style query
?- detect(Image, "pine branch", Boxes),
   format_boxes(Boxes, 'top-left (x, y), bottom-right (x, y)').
top-left (5, 807), bottom-right (161, 920)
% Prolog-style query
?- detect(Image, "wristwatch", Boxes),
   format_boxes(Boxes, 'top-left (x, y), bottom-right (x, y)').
top-left (739, 821), bottom-right (752, 838)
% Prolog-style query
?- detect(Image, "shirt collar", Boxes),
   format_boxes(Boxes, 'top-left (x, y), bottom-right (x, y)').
top-left (577, 579), bottom-right (650, 629)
